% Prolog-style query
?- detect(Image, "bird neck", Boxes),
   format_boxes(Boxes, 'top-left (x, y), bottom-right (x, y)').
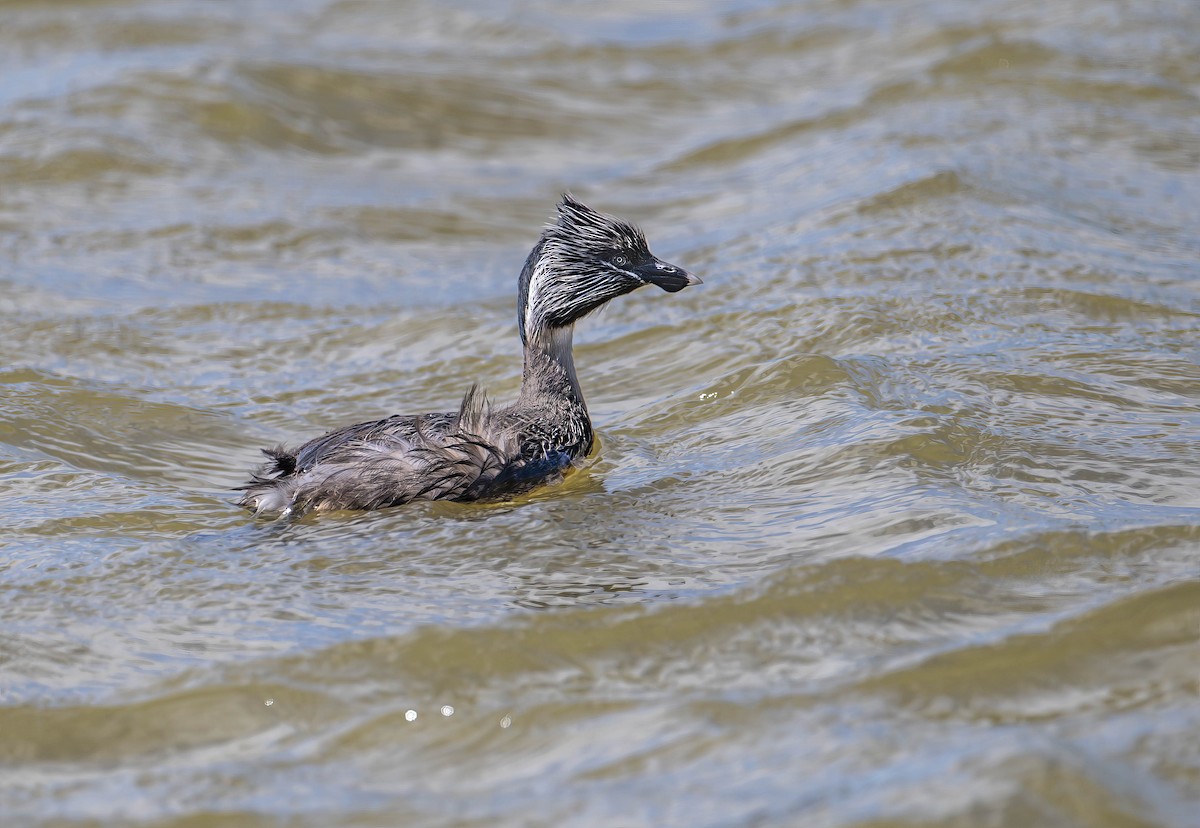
top-left (519, 324), bottom-right (586, 410)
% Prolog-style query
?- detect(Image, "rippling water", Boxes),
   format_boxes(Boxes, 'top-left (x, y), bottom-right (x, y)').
top-left (2, 0), bottom-right (1199, 825)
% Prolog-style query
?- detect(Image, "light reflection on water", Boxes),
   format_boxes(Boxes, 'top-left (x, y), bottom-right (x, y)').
top-left (1, 0), bottom-right (1199, 825)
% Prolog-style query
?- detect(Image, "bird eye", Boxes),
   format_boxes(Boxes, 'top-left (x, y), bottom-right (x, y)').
top-left (613, 254), bottom-right (629, 267)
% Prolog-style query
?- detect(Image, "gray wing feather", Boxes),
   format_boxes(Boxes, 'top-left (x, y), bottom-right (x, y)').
top-left (238, 384), bottom-right (519, 515)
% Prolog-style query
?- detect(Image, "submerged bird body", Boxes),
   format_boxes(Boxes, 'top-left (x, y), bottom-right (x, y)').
top-left (238, 195), bottom-right (699, 516)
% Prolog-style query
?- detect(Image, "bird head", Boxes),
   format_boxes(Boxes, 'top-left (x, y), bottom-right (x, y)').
top-left (518, 194), bottom-right (700, 345)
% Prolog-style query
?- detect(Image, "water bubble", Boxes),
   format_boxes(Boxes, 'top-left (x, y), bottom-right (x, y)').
top-left (440, 705), bottom-right (454, 717)
top-left (405, 709), bottom-right (417, 722)
top-left (264, 699), bottom-right (274, 707)
top-left (499, 714), bottom-right (512, 729)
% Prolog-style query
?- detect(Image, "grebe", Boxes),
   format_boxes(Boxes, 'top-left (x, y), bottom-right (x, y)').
top-left (238, 194), bottom-right (700, 516)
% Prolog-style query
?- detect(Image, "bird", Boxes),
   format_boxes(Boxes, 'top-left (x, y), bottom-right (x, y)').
top-left (237, 194), bottom-right (701, 516)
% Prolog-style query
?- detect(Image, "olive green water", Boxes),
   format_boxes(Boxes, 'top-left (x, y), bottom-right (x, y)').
top-left (2, 1), bottom-right (1199, 825)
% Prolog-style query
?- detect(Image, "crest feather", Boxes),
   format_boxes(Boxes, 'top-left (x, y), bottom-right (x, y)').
top-left (551, 193), bottom-right (646, 250)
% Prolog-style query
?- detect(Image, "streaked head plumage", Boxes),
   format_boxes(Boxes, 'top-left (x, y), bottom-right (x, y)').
top-left (548, 194), bottom-right (649, 261)
top-left (517, 194), bottom-right (699, 344)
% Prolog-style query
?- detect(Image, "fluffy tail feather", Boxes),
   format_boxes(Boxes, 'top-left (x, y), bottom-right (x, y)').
top-left (234, 445), bottom-right (299, 514)
top-left (261, 445), bottom-right (296, 476)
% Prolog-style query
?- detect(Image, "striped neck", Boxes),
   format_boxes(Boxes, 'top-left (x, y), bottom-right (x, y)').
top-left (519, 324), bottom-right (585, 410)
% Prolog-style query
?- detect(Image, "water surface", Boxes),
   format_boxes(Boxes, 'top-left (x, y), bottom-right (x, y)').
top-left (2, 0), bottom-right (1199, 825)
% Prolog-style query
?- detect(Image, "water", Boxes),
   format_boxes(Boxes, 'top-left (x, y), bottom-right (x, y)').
top-left (2, 0), bottom-right (1199, 825)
